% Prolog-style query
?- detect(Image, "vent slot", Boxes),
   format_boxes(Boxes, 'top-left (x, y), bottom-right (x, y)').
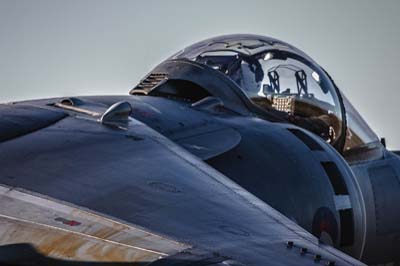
top-left (321, 162), bottom-right (348, 195)
top-left (135, 73), bottom-right (168, 91)
top-left (339, 209), bottom-right (354, 246)
top-left (287, 128), bottom-right (324, 151)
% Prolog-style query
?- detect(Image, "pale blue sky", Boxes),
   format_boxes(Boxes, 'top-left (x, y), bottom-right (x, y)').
top-left (1, 0), bottom-right (400, 148)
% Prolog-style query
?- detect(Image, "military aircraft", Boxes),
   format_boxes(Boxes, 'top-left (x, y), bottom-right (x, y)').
top-left (1, 34), bottom-right (399, 266)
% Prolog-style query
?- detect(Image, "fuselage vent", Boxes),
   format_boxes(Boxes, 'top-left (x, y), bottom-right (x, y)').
top-left (133, 73), bottom-right (169, 94)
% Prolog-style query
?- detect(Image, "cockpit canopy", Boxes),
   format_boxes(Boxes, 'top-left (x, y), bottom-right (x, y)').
top-left (132, 34), bottom-right (381, 160)
top-left (172, 35), bottom-right (343, 146)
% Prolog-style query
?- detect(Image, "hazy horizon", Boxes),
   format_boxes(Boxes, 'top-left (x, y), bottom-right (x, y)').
top-left (1, 0), bottom-right (400, 148)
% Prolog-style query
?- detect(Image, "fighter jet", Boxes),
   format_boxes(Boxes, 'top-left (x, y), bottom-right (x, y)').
top-left (0, 34), bottom-right (398, 266)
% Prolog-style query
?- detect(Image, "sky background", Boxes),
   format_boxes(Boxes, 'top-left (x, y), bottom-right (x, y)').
top-left (1, 0), bottom-right (400, 148)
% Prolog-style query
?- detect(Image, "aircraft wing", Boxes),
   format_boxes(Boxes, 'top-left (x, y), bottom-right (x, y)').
top-left (0, 101), bottom-right (363, 266)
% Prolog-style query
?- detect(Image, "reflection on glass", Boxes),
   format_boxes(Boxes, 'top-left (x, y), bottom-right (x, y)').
top-left (342, 95), bottom-right (379, 151)
top-left (188, 49), bottom-right (343, 145)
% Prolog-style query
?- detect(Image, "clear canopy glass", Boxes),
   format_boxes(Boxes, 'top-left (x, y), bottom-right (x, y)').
top-left (174, 40), bottom-right (343, 145)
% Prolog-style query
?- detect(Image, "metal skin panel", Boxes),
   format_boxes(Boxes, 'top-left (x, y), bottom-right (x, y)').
top-left (369, 165), bottom-right (400, 236)
top-left (91, 95), bottom-right (366, 260)
top-left (350, 152), bottom-right (400, 264)
top-left (0, 185), bottom-right (186, 260)
top-left (0, 104), bottom-right (67, 142)
top-left (0, 98), bottom-right (363, 266)
top-left (0, 216), bottom-right (162, 263)
top-left (175, 127), bottom-right (242, 160)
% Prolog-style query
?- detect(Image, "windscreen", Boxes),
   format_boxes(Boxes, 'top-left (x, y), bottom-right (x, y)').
top-left (342, 94), bottom-right (379, 152)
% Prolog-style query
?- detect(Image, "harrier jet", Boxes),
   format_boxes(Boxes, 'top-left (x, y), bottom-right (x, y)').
top-left (1, 34), bottom-right (399, 266)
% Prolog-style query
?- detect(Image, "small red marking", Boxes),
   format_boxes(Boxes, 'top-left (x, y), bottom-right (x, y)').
top-left (55, 217), bottom-right (81, 226)
top-left (64, 220), bottom-right (81, 226)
